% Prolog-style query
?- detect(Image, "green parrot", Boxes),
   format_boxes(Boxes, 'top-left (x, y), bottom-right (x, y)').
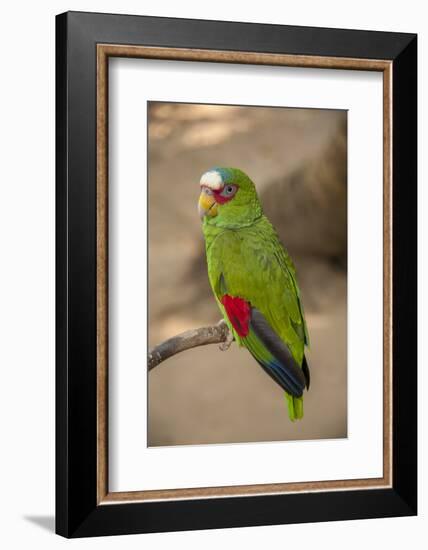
top-left (198, 167), bottom-right (310, 421)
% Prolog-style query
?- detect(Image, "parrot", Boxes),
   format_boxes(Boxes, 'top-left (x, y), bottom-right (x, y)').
top-left (198, 167), bottom-right (310, 421)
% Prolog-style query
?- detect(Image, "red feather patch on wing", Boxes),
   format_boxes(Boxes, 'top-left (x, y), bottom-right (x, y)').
top-left (221, 295), bottom-right (251, 337)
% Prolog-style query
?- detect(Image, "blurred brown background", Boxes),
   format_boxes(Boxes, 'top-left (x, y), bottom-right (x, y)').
top-left (147, 102), bottom-right (347, 446)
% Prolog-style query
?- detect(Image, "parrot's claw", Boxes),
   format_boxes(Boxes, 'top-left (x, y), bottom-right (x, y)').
top-left (219, 329), bottom-right (234, 351)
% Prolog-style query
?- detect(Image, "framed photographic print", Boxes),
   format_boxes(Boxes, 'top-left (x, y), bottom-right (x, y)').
top-left (56, 11), bottom-right (417, 538)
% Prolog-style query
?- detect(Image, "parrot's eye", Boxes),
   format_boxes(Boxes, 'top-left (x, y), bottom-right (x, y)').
top-left (220, 184), bottom-right (238, 197)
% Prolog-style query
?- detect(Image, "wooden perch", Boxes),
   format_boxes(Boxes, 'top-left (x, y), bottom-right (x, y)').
top-left (148, 319), bottom-right (232, 370)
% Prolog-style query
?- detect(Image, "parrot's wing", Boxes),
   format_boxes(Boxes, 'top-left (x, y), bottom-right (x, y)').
top-left (209, 221), bottom-right (307, 355)
top-left (247, 307), bottom-right (306, 396)
top-left (208, 221), bottom-right (310, 395)
top-left (218, 293), bottom-right (306, 396)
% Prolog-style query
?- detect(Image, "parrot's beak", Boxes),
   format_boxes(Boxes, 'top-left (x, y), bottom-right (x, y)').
top-left (198, 188), bottom-right (218, 219)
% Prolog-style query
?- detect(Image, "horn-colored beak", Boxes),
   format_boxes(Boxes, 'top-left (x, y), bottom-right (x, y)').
top-left (198, 188), bottom-right (218, 219)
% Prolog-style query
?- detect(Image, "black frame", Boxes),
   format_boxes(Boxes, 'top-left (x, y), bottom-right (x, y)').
top-left (56, 11), bottom-right (417, 538)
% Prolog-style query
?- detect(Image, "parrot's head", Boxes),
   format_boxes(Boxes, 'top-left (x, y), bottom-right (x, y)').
top-left (198, 167), bottom-right (262, 227)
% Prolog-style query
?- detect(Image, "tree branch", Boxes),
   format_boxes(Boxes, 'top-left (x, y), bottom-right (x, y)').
top-left (148, 319), bottom-right (232, 370)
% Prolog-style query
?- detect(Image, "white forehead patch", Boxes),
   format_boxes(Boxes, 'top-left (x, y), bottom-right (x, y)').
top-left (200, 170), bottom-right (223, 190)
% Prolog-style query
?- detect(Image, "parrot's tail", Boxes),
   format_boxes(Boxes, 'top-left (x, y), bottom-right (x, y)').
top-left (285, 393), bottom-right (304, 421)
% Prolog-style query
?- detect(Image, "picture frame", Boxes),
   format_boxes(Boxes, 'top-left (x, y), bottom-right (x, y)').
top-left (56, 11), bottom-right (417, 538)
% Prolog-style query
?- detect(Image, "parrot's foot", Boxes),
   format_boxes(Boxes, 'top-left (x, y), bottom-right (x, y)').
top-left (219, 328), bottom-right (234, 351)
